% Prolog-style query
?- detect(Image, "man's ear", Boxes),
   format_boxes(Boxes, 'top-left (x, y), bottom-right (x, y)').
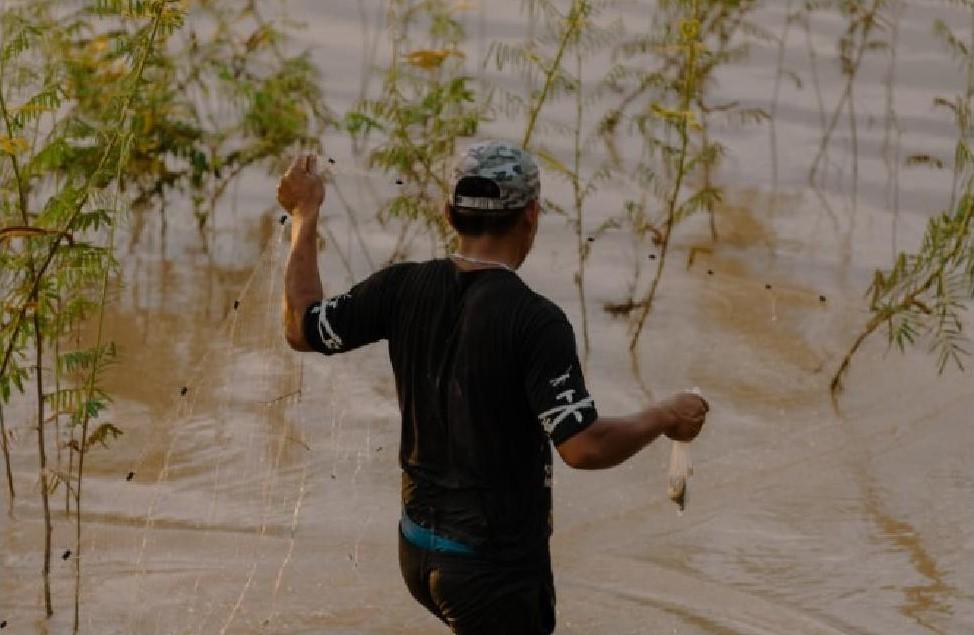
top-left (524, 200), bottom-right (540, 231)
top-left (444, 203), bottom-right (457, 231)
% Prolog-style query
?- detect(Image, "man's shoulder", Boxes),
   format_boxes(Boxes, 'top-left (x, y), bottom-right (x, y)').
top-left (502, 280), bottom-right (570, 332)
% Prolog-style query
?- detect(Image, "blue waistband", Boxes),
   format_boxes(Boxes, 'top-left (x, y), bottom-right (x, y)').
top-left (400, 513), bottom-right (477, 555)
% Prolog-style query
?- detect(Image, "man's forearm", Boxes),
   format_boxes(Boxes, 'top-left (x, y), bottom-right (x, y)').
top-left (557, 405), bottom-right (674, 470)
top-left (283, 205), bottom-right (324, 350)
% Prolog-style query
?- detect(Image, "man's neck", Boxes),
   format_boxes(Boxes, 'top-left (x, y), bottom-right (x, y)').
top-left (453, 237), bottom-right (521, 271)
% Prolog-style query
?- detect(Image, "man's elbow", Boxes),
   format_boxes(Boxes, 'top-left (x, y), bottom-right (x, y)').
top-left (556, 438), bottom-right (602, 470)
top-left (285, 330), bottom-right (313, 352)
top-left (284, 317), bottom-right (313, 351)
top-left (283, 304), bottom-right (314, 351)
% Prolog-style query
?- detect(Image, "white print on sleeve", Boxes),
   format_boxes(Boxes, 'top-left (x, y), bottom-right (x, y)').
top-left (311, 294), bottom-right (350, 351)
top-left (538, 387), bottom-right (594, 437)
top-left (549, 365), bottom-right (572, 388)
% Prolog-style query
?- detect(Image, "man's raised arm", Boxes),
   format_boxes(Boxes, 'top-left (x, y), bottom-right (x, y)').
top-left (279, 154), bottom-right (325, 351)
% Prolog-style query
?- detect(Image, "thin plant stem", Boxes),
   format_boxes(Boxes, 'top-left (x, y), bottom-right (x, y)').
top-left (329, 178), bottom-right (377, 273)
top-left (522, 1), bottom-right (584, 149)
top-left (846, 69), bottom-right (859, 260)
top-left (73, 222), bottom-right (116, 634)
top-left (809, 0), bottom-right (882, 185)
top-left (629, 5), bottom-right (698, 355)
top-left (882, 1), bottom-right (903, 259)
top-left (34, 310), bottom-right (53, 617)
top-left (802, 8), bottom-right (828, 133)
top-left (831, 313), bottom-right (882, 397)
top-left (699, 107), bottom-right (717, 242)
top-left (770, 1), bottom-right (795, 202)
top-left (572, 46), bottom-right (590, 366)
top-left (0, 402), bottom-right (13, 508)
top-left (54, 299), bottom-right (62, 473)
top-left (73, 106), bottom-right (135, 635)
top-left (952, 8), bottom-right (974, 211)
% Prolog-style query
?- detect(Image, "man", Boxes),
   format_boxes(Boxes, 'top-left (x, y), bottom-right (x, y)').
top-left (279, 140), bottom-right (708, 634)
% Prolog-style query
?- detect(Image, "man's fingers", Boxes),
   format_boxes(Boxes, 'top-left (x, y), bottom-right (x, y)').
top-left (287, 154), bottom-right (304, 175)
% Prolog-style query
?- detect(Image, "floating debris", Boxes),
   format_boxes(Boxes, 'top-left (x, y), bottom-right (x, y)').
top-left (327, 157), bottom-right (336, 164)
top-left (765, 283), bottom-right (772, 290)
top-left (587, 237), bottom-right (595, 243)
top-left (819, 295), bottom-right (827, 303)
top-left (707, 269), bottom-right (714, 275)
top-left (279, 214), bottom-right (288, 225)
top-left (648, 254), bottom-right (656, 260)
top-left (395, 178), bottom-right (404, 185)
top-left (62, 550), bottom-right (71, 560)
top-left (233, 300), bottom-right (240, 310)
top-left (180, 386), bottom-right (188, 396)
top-left (1, 619), bottom-right (7, 628)
top-left (126, 471), bottom-right (135, 481)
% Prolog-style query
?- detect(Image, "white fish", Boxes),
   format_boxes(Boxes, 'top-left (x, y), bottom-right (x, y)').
top-left (667, 387), bottom-right (702, 514)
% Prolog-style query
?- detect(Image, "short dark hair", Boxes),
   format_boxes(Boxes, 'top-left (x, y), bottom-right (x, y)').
top-left (447, 176), bottom-right (527, 237)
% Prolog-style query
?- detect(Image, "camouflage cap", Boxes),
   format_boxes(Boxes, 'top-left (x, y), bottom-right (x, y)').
top-left (451, 140), bottom-right (541, 212)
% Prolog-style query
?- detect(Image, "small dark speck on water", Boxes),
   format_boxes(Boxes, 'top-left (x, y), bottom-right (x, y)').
top-left (819, 295), bottom-right (827, 303)
top-left (233, 300), bottom-right (240, 310)
top-left (126, 471), bottom-right (135, 481)
top-left (1, 619), bottom-right (7, 628)
top-left (279, 215), bottom-right (288, 225)
top-left (180, 386), bottom-right (188, 396)
top-left (327, 157), bottom-right (336, 164)
top-left (395, 178), bottom-right (404, 185)
top-left (707, 269), bottom-right (714, 275)
top-left (587, 237), bottom-right (595, 243)
top-left (330, 473), bottom-right (336, 479)
top-left (648, 254), bottom-right (656, 260)
top-left (376, 446), bottom-right (383, 452)
top-left (765, 284), bottom-right (773, 290)
top-left (62, 550), bottom-right (71, 560)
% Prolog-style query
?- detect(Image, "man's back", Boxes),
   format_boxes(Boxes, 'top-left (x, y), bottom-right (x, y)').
top-left (305, 259), bottom-right (598, 559)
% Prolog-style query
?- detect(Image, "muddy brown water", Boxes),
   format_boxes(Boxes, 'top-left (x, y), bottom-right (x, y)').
top-left (2, 2), bottom-right (973, 634)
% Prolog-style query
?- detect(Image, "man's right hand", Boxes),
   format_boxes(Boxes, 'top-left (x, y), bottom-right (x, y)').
top-left (660, 392), bottom-right (709, 442)
top-left (277, 154), bottom-right (325, 215)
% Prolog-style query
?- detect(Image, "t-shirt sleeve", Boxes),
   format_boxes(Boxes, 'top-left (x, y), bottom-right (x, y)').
top-left (302, 263), bottom-right (413, 356)
top-left (522, 309), bottom-right (599, 445)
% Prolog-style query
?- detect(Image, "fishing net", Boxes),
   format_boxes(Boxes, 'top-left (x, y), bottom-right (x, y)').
top-left (103, 223), bottom-right (417, 635)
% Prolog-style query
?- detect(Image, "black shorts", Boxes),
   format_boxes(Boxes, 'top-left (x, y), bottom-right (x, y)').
top-left (398, 527), bottom-right (556, 634)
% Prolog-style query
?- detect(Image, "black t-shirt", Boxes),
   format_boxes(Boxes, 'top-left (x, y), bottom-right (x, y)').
top-left (303, 259), bottom-right (598, 560)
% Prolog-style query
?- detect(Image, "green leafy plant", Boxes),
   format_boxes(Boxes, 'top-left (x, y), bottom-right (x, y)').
top-left (0, 0), bottom-right (184, 619)
top-left (598, 3), bottom-right (709, 348)
top-left (346, 0), bottom-right (481, 259)
top-left (1, 0), bottom-right (331, 627)
top-left (489, 0), bottom-right (621, 363)
top-left (831, 2), bottom-right (974, 395)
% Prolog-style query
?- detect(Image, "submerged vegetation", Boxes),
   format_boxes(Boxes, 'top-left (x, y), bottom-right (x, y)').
top-left (0, 0), bottom-right (328, 628)
top-left (0, 0), bottom-right (971, 627)
top-left (346, 0), bottom-right (481, 258)
top-left (832, 1), bottom-right (974, 394)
